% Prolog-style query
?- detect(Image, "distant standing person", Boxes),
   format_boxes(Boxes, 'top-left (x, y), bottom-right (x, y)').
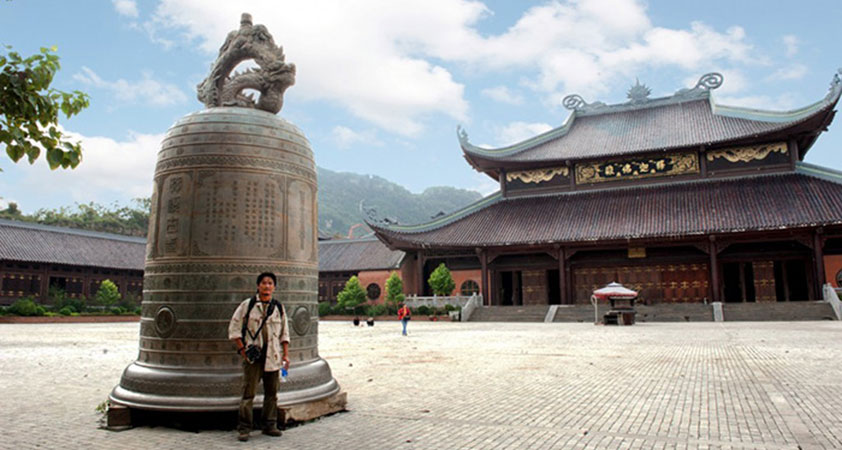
top-left (398, 303), bottom-right (411, 336)
top-left (228, 272), bottom-right (290, 442)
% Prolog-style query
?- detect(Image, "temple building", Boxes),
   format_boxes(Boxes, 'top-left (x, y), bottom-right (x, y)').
top-left (367, 72), bottom-right (842, 308)
top-left (0, 219), bottom-right (145, 305)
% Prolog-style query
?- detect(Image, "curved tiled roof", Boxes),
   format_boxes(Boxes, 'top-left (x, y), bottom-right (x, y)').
top-left (370, 163), bottom-right (842, 249)
top-left (318, 237), bottom-right (405, 272)
top-left (0, 219), bottom-right (146, 270)
top-left (460, 72), bottom-right (842, 168)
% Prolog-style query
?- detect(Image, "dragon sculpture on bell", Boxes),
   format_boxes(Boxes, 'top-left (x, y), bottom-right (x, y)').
top-left (196, 13), bottom-right (296, 114)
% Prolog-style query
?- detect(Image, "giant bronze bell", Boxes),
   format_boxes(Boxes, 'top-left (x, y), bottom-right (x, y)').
top-left (111, 13), bottom-right (342, 416)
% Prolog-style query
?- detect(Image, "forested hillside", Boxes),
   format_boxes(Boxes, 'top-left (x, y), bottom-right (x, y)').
top-left (0, 168), bottom-right (483, 238)
top-left (317, 167), bottom-right (482, 238)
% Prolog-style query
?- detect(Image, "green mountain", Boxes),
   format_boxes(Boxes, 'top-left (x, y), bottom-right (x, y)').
top-left (0, 168), bottom-right (484, 239)
top-left (317, 167), bottom-right (483, 238)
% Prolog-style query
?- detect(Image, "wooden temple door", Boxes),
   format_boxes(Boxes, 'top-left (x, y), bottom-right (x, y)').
top-left (573, 263), bottom-right (709, 304)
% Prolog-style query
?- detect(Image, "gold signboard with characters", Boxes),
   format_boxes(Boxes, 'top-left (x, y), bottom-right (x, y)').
top-left (575, 152), bottom-right (699, 184)
top-left (628, 247), bottom-right (646, 258)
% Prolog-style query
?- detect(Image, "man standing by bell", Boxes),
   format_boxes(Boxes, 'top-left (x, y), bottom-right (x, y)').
top-left (229, 272), bottom-right (290, 442)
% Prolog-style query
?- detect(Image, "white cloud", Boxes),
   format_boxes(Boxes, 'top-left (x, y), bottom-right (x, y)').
top-left (481, 86), bottom-right (524, 105)
top-left (717, 93), bottom-right (799, 111)
top-left (3, 129), bottom-right (161, 207)
top-left (112, 0), bottom-right (139, 18)
top-left (73, 66), bottom-right (187, 107)
top-left (330, 126), bottom-right (382, 149)
top-left (148, 1), bottom-right (471, 136)
top-left (144, 0), bottom-right (763, 134)
top-left (770, 64), bottom-right (808, 81)
top-left (497, 121), bottom-right (553, 146)
top-left (782, 35), bottom-right (799, 57)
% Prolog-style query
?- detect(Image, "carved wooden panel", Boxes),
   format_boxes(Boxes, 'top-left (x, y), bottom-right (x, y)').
top-left (573, 263), bottom-right (709, 304)
top-left (521, 270), bottom-right (548, 305)
top-left (752, 261), bottom-right (776, 303)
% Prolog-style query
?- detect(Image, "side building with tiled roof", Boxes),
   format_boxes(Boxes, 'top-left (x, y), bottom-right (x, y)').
top-left (367, 72), bottom-right (842, 307)
top-left (317, 237), bottom-right (410, 304)
top-left (0, 219), bottom-right (146, 305)
top-left (0, 220), bottom-right (440, 309)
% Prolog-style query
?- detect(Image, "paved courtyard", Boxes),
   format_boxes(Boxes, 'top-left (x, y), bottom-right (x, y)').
top-left (1, 320), bottom-right (841, 449)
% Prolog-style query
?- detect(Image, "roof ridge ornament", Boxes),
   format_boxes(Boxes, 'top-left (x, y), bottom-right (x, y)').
top-left (563, 72), bottom-right (725, 112)
top-left (360, 201), bottom-right (399, 227)
top-left (627, 78), bottom-right (651, 104)
top-left (830, 68), bottom-right (842, 92)
top-left (196, 12), bottom-right (296, 114)
top-left (457, 125), bottom-right (469, 145)
top-left (562, 94), bottom-right (608, 111)
top-left (674, 72), bottom-right (723, 98)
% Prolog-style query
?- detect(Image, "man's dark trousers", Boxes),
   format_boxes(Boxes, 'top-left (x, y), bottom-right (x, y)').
top-left (238, 355), bottom-right (280, 432)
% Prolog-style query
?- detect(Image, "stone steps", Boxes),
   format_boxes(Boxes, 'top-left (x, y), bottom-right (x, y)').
top-left (469, 306), bottom-right (549, 322)
top-left (722, 301), bottom-right (836, 321)
top-left (468, 302), bottom-right (836, 322)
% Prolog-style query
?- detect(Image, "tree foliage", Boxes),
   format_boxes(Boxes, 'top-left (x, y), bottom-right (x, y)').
top-left (1, 45), bottom-right (89, 169)
top-left (428, 263), bottom-right (455, 296)
top-left (0, 198), bottom-right (150, 236)
top-left (337, 276), bottom-right (367, 310)
top-left (95, 279), bottom-right (121, 308)
top-left (384, 271), bottom-right (405, 305)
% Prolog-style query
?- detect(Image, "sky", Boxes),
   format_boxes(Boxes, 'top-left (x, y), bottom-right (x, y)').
top-left (1, 0), bottom-right (841, 213)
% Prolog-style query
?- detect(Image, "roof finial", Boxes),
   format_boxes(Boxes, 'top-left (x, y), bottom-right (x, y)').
top-left (563, 94), bottom-right (587, 111)
top-left (694, 73), bottom-right (723, 91)
top-left (627, 78), bottom-right (651, 103)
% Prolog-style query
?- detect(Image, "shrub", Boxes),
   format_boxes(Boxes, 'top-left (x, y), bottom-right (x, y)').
top-left (55, 296), bottom-right (86, 314)
top-left (318, 302), bottom-right (332, 317)
top-left (133, 306), bottom-right (142, 315)
top-left (337, 276), bottom-right (367, 311)
top-left (365, 304), bottom-right (387, 317)
top-left (428, 263), bottom-right (455, 296)
top-left (384, 272), bottom-right (405, 305)
top-left (415, 305), bottom-right (432, 316)
top-left (59, 306), bottom-right (73, 316)
top-left (385, 302), bottom-right (398, 316)
top-left (95, 280), bottom-right (121, 308)
top-left (8, 297), bottom-right (43, 316)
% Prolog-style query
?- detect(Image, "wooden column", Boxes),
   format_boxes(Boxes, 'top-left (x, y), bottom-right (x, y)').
top-left (789, 139), bottom-right (799, 169)
top-left (479, 249), bottom-right (489, 306)
top-left (738, 263), bottom-right (748, 302)
top-left (499, 170), bottom-right (507, 197)
top-left (417, 252), bottom-right (426, 296)
top-left (708, 238), bottom-right (721, 303)
top-left (558, 247), bottom-right (569, 304)
top-left (814, 229), bottom-right (826, 298)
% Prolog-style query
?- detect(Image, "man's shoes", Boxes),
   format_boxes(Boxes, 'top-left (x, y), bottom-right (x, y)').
top-left (262, 427), bottom-right (283, 437)
top-left (237, 431), bottom-right (250, 442)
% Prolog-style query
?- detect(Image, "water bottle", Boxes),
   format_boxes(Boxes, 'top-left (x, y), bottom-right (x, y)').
top-left (280, 366), bottom-right (288, 383)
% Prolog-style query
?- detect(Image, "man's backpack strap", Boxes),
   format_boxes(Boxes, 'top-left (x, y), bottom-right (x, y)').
top-left (241, 296), bottom-right (258, 342)
top-left (242, 297), bottom-right (283, 343)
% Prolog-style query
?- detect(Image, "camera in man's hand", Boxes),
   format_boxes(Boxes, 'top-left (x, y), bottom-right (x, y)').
top-left (243, 345), bottom-right (263, 363)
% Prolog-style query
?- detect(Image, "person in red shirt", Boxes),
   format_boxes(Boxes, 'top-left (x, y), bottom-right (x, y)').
top-left (397, 303), bottom-right (411, 336)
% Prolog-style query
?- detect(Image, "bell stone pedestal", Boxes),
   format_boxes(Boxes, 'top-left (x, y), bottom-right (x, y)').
top-left (109, 13), bottom-right (344, 424)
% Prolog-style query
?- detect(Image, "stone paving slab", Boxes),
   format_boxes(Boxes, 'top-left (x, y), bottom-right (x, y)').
top-left (1, 320), bottom-right (841, 449)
